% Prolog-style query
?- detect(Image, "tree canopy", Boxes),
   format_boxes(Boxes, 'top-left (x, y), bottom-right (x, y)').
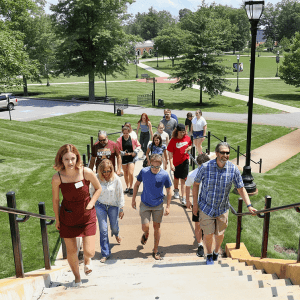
top-left (51, 0), bottom-right (134, 101)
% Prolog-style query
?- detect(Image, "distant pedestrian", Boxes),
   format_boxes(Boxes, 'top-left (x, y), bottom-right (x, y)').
top-left (193, 142), bottom-right (257, 265)
top-left (154, 122), bottom-right (169, 147)
top-left (160, 109), bottom-right (177, 138)
top-left (191, 110), bottom-right (207, 155)
top-left (52, 144), bottom-right (102, 287)
top-left (162, 108), bottom-right (178, 123)
top-left (90, 159), bottom-right (124, 263)
top-left (116, 126), bottom-right (141, 195)
top-left (120, 122), bottom-right (138, 140)
top-left (167, 123), bottom-right (192, 206)
top-left (132, 154), bottom-right (172, 260)
top-left (185, 112), bottom-right (193, 136)
top-left (146, 134), bottom-right (168, 170)
top-left (89, 130), bottom-right (122, 175)
top-left (136, 113), bottom-right (153, 159)
top-left (185, 153), bottom-right (210, 257)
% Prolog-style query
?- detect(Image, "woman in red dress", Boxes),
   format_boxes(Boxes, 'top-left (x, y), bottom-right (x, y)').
top-left (52, 144), bottom-right (101, 287)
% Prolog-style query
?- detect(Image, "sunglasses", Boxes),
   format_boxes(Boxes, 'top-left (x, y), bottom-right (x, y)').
top-left (102, 170), bottom-right (112, 174)
top-left (219, 151), bottom-right (230, 155)
top-left (150, 165), bottom-right (160, 169)
top-left (99, 139), bottom-right (106, 142)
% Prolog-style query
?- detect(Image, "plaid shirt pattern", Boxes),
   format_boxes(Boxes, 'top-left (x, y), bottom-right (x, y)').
top-left (194, 159), bottom-right (244, 217)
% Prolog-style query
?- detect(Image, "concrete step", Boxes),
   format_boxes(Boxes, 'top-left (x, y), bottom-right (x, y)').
top-left (37, 256), bottom-right (300, 300)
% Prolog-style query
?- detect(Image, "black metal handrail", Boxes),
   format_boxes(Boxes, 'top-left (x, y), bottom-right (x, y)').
top-left (232, 196), bottom-right (300, 262)
top-left (0, 191), bottom-right (63, 278)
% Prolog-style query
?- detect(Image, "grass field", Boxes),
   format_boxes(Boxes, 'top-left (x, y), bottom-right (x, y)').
top-left (0, 111), bottom-right (296, 279)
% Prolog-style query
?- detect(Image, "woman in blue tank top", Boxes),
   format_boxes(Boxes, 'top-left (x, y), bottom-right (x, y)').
top-left (136, 113), bottom-right (153, 158)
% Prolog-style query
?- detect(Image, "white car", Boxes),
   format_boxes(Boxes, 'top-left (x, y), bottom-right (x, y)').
top-left (0, 93), bottom-right (18, 110)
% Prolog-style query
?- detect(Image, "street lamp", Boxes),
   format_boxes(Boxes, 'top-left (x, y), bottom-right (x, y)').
top-left (242, 0), bottom-right (264, 195)
top-left (103, 60), bottom-right (108, 101)
top-left (235, 55), bottom-right (240, 92)
top-left (275, 50), bottom-right (280, 77)
top-left (156, 47), bottom-right (159, 68)
top-left (135, 51), bottom-right (138, 78)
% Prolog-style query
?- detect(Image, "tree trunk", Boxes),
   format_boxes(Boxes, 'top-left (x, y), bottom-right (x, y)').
top-left (172, 58), bottom-right (174, 67)
top-left (199, 82), bottom-right (203, 105)
top-left (23, 76), bottom-right (28, 96)
top-left (89, 69), bottom-right (95, 101)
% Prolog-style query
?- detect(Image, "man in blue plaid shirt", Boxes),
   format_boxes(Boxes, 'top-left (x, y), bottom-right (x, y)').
top-left (193, 142), bottom-right (257, 265)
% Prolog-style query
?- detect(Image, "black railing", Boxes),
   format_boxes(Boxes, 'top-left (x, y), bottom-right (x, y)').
top-left (0, 191), bottom-right (60, 278)
top-left (230, 196), bottom-right (300, 262)
top-left (137, 93), bottom-right (152, 106)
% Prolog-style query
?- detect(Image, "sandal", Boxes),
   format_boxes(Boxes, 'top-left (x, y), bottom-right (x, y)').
top-left (100, 256), bottom-right (108, 263)
top-left (116, 236), bottom-right (122, 244)
top-left (84, 259), bottom-right (93, 276)
top-left (152, 251), bottom-right (163, 260)
top-left (141, 233), bottom-right (149, 245)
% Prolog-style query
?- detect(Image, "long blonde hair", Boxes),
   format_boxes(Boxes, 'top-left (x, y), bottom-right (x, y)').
top-left (97, 159), bottom-right (115, 181)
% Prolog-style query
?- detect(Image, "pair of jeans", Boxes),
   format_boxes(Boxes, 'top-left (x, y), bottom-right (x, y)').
top-left (95, 202), bottom-right (120, 258)
top-left (140, 131), bottom-right (150, 154)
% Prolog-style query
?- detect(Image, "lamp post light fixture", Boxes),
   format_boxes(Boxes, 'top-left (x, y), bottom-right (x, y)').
top-left (156, 47), bottom-right (159, 68)
top-left (135, 51), bottom-right (138, 78)
top-left (103, 60), bottom-right (108, 101)
top-left (275, 50), bottom-right (280, 77)
top-left (235, 54), bottom-right (240, 92)
top-left (242, 0), bottom-right (264, 195)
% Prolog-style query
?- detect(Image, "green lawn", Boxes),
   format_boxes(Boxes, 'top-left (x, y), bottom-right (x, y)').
top-left (0, 111), bottom-right (295, 278)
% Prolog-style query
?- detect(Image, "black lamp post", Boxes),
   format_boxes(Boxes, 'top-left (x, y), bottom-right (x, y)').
top-left (275, 50), bottom-right (280, 77)
top-left (135, 51), bottom-right (138, 78)
top-left (235, 54), bottom-right (240, 92)
top-left (103, 60), bottom-right (108, 101)
top-left (156, 47), bottom-right (159, 68)
top-left (242, 0), bottom-right (264, 195)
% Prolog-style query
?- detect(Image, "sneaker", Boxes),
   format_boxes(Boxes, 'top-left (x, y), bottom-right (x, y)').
top-left (71, 281), bottom-right (82, 288)
top-left (124, 188), bottom-right (129, 193)
top-left (206, 254), bottom-right (214, 265)
top-left (129, 188), bottom-right (133, 195)
top-left (181, 197), bottom-right (187, 206)
top-left (213, 251), bottom-right (219, 261)
top-left (196, 245), bottom-right (204, 257)
top-left (173, 189), bottom-right (180, 199)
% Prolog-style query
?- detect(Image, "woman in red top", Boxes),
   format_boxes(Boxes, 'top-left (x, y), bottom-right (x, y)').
top-left (52, 144), bottom-right (101, 287)
top-left (167, 124), bottom-right (192, 207)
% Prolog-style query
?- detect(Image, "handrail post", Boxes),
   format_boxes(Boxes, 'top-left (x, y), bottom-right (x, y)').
top-left (192, 146), bottom-right (196, 170)
top-left (259, 158), bottom-right (262, 173)
top-left (190, 135), bottom-right (194, 166)
top-left (87, 144), bottom-right (90, 162)
top-left (237, 145), bottom-right (240, 165)
top-left (297, 235), bottom-right (300, 263)
top-left (82, 154), bottom-right (87, 167)
top-left (90, 136), bottom-right (94, 149)
top-left (224, 136), bottom-right (227, 142)
top-left (261, 195), bottom-right (272, 259)
top-left (6, 191), bottom-right (25, 278)
top-left (236, 198), bottom-right (243, 249)
top-left (207, 131), bottom-right (211, 155)
top-left (39, 202), bottom-right (51, 270)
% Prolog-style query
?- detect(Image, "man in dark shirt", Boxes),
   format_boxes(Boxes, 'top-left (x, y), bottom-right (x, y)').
top-left (89, 130), bottom-right (122, 175)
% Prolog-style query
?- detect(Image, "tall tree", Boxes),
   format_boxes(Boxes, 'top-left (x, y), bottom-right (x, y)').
top-left (171, 5), bottom-right (230, 104)
top-left (51, 0), bottom-right (134, 101)
top-left (154, 27), bottom-right (189, 67)
top-left (279, 31), bottom-right (300, 87)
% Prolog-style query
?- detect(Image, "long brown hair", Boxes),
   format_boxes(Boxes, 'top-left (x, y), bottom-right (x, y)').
top-left (54, 144), bottom-right (82, 171)
top-left (137, 113), bottom-right (150, 124)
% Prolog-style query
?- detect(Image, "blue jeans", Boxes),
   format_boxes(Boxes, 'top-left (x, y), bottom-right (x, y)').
top-left (95, 202), bottom-right (120, 258)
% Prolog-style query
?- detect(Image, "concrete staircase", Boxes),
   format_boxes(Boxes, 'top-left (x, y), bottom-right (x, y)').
top-left (38, 256), bottom-right (300, 300)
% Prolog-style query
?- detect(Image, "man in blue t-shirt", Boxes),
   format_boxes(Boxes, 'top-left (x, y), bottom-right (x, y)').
top-left (132, 154), bottom-right (172, 260)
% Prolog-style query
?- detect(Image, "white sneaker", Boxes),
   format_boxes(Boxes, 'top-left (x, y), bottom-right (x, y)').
top-left (181, 197), bottom-right (187, 206)
top-left (173, 189), bottom-right (180, 199)
top-left (71, 281), bottom-right (82, 288)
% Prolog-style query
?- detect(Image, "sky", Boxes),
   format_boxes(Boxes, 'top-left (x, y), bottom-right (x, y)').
top-left (46, 0), bottom-right (280, 18)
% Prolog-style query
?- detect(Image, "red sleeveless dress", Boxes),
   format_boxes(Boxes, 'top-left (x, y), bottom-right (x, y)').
top-left (58, 173), bottom-right (96, 238)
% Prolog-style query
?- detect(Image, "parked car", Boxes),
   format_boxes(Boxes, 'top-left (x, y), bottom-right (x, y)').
top-left (0, 93), bottom-right (18, 111)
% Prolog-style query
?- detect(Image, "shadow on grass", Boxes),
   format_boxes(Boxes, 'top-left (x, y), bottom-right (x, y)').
top-left (152, 101), bottom-right (224, 111)
top-left (264, 93), bottom-right (300, 101)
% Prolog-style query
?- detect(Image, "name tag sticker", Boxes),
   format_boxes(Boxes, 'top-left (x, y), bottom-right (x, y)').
top-left (75, 181), bottom-right (84, 189)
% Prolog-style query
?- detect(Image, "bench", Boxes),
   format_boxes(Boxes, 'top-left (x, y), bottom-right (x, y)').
top-left (141, 74), bottom-right (149, 79)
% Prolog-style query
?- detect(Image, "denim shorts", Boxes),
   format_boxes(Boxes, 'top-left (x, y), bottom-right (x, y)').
top-left (193, 130), bottom-right (204, 139)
